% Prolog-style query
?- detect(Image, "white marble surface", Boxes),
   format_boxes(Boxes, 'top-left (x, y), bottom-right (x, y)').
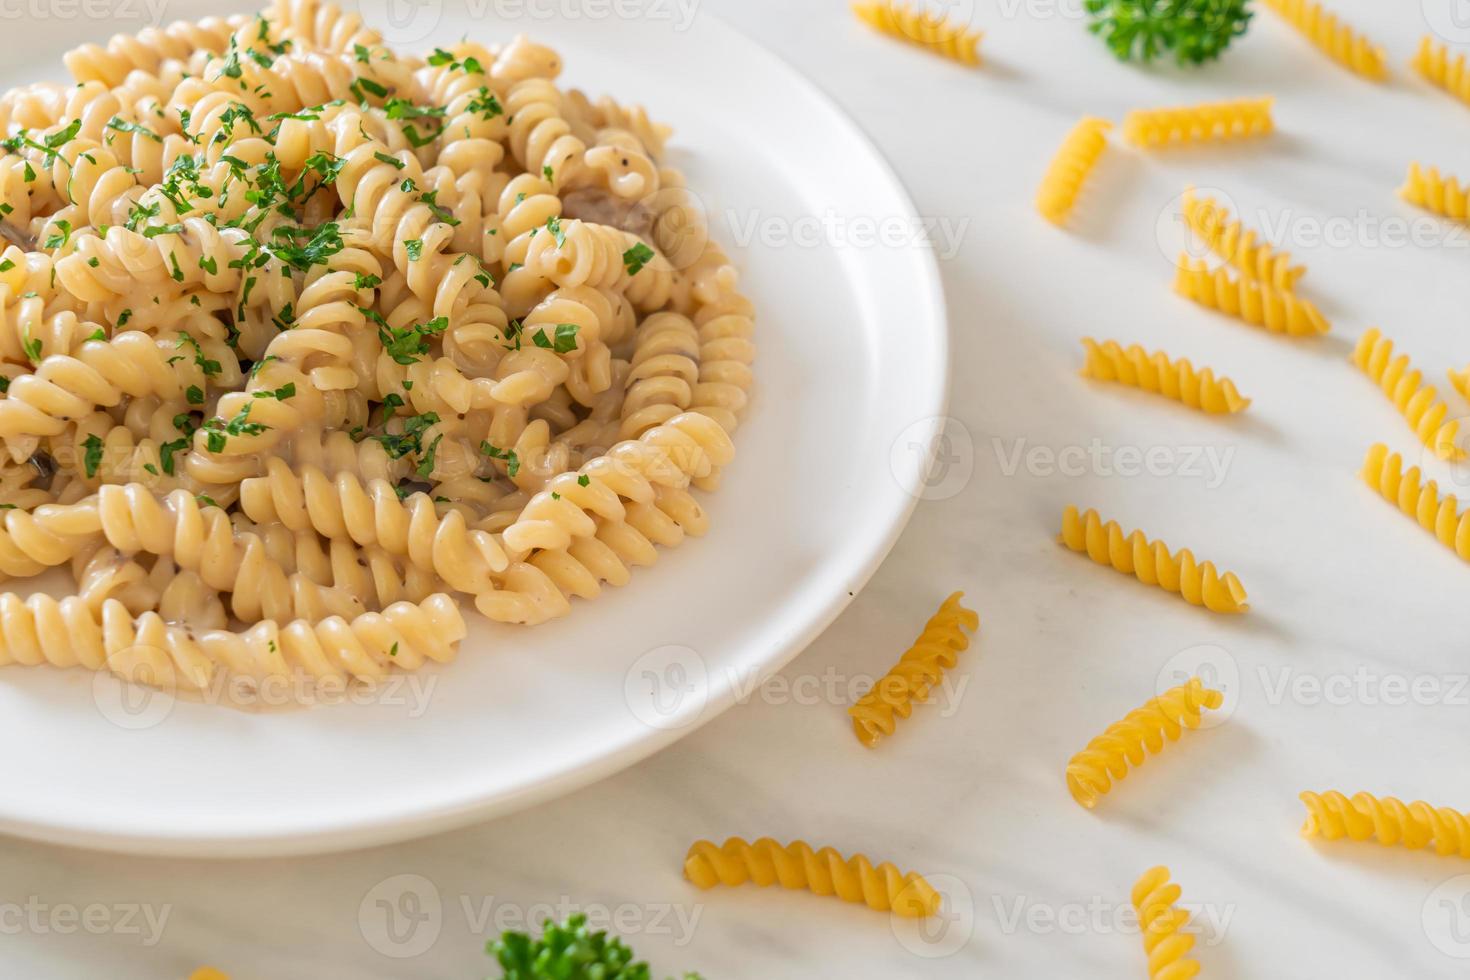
top-left (8, 0), bottom-right (1470, 976)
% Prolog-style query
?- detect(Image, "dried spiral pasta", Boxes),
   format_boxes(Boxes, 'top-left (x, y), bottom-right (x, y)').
top-left (1351, 328), bottom-right (1464, 461)
top-left (848, 592), bottom-right (978, 748)
top-left (1035, 118), bottom-right (1111, 227)
top-left (1132, 867), bottom-right (1202, 980)
top-left (851, 1), bottom-right (982, 66)
top-left (1413, 37), bottom-right (1470, 108)
top-left (1260, 0), bottom-right (1388, 81)
top-left (1122, 98), bottom-right (1274, 149)
top-left (683, 837), bottom-right (941, 917)
top-left (1080, 339), bottom-right (1249, 415)
top-left (1181, 187), bottom-right (1305, 291)
top-left (1066, 678), bottom-right (1224, 808)
top-left (1361, 444), bottom-right (1470, 563)
top-left (1174, 255), bottom-right (1330, 337)
top-left (1060, 506), bottom-right (1248, 613)
top-left (1300, 790), bottom-right (1470, 858)
top-left (1401, 163), bottom-right (1470, 223)
top-left (0, 3), bottom-right (755, 701)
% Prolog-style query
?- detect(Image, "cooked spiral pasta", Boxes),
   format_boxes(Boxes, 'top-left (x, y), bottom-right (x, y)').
top-left (0, 332), bottom-right (238, 442)
top-left (1181, 187), bottom-right (1305, 291)
top-left (848, 592), bottom-right (978, 748)
top-left (0, 592), bottom-right (464, 691)
top-left (0, 2), bottom-right (756, 701)
top-left (1036, 118), bottom-right (1111, 227)
top-left (237, 463), bottom-right (510, 595)
top-left (683, 837), bottom-right (941, 917)
top-left (1122, 97), bottom-right (1274, 148)
top-left (1132, 867), bottom-right (1202, 980)
top-left (500, 412), bottom-right (734, 554)
top-left (1352, 328), bottom-right (1464, 461)
top-left (1401, 163), bottom-right (1470, 222)
top-left (63, 15), bottom-right (248, 88)
top-left (1081, 339), bottom-right (1249, 414)
top-left (1260, 0), bottom-right (1388, 80)
top-left (1060, 506), bottom-right (1248, 613)
top-left (851, 1), bottom-right (983, 66)
top-left (1066, 678), bottom-right (1224, 808)
top-left (1300, 790), bottom-right (1470, 858)
top-left (1361, 444), bottom-right (1470, 563)
top-left (620, 312), bottom-right (700, 440)
top-left (1174, 255), bottom-right (1330, 337)
top-left (1413, 37), bottom-right (1470, 108)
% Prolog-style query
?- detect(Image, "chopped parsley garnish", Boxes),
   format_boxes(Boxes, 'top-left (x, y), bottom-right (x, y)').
top-left (82, 434), bottom-right (104, 478)
top-left (623, 242), bottom-right (655, 276)
top-left (479, 441), bottom-right (521, 478)
top-left (42, 220), bottom-right (72, 249)
top-left (106, 116), bottom-right (162, 143)
top-left (376, 314), bottom-right (447, 364)
top-left (532, 323), bottom-right (580, 354)
top-left (202, 403), bottom-right (268, 453)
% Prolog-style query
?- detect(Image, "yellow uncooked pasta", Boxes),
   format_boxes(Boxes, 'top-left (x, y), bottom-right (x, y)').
top-left (1413, 36), bottom-right (1470, 108)
top-left (1060, 506), bottom-right (1249, 614)
top-left (188, 969), bottom-right (230, 980)
top-left (852, 1), bottom-right (982, 65)
top-left (684, 837), bottom-right (941, 917)
top-left (1080, 339), bottom-right (1249, 414)
top-left (1361, 444), bottom-right (1470, 563)
top-left (1036, 118), bottom-right (1112, 227)
top-left (1451, 365), bottom-right (1470, 403)
top-left (1122, 97), bottom-right (1274, 149)
top-left (1352, 328), bottom-right (1464, 461)
top-left (1181, 187), bottom-right (1305, 291)
top-left (1174, 255), bottom-right (1330, 337)
top-left (1301, 791), bottom-right (1470, 858)
top-left (0, 1), bottom-right (759, 699)
top-left (1260, 0), bottom-right (1388, 81)
top-left (1132, 867), bottom-right (1202, 980)
top-left (1401, 163), bottom-right (1470, 222)
top-left (848, 592), bottom-right (978, 747)
top-left (1066, 678), bottom-right (1223, 809)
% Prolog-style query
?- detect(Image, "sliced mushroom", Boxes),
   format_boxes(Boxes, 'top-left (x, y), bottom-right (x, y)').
top-left (0, 220), bottom-right (36, 252)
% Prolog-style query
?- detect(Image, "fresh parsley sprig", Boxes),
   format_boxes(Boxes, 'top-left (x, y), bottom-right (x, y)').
top-left (1084, 0), bottom-right (1252, 66)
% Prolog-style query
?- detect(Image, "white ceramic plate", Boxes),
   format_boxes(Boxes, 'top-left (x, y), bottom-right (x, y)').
top-left (0, 0), bottom-right (948, 856)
